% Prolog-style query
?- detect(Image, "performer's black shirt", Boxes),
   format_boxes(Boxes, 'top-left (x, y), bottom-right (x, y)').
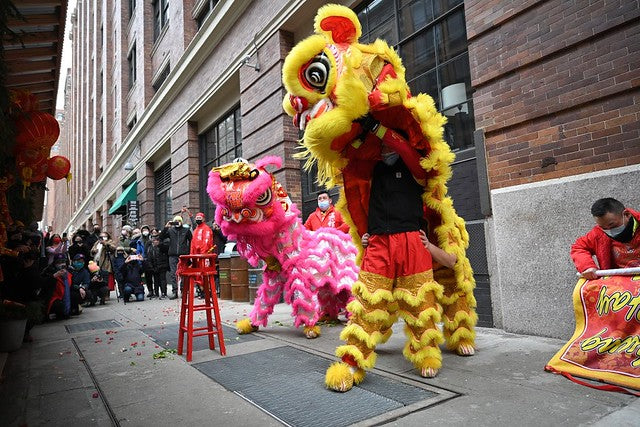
top-left (367, 157), bottom-right (424, 235)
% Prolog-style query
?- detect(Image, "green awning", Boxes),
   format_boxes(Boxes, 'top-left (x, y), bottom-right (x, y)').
top-left (108, 181), bottom-right (137, 215)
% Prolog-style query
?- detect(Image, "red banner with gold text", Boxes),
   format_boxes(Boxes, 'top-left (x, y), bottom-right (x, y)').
top-left (546, 275), bottom-right (640, 392)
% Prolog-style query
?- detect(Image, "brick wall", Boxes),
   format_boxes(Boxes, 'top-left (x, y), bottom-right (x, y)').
top-left (466, 0), bottom-right (640, 189)
top-left (239, 30), bottom-right (302, 206)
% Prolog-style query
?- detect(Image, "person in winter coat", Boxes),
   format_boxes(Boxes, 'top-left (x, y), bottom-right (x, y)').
top-left (91, 231), bottom-right (117, 294)
top-left (130, 225), bottom-right (154, 297)
top-left (570, 197), bottom-right (640, 279)
top-left (42, 254), bottom-right (72, 320)
top-left (304, 191), bottom-right (350, 233)
top-left (159, 215), bottom-right (192, 299)
top-left (112, 247), bottom-right (128, 297)
top-left (147, 235), bottom-right (170, 299)
top-left (120, 252), bottom-right (145, 302)
top-left (190, 212), bottom-right (214, 298)
top-left (45, 234), bottom-right (69, 266)
top-left (86, 261), bottom-right (109, 306)
top-left (67, 235), bottom-right (91, 268)
top-left (69, 254), bottom-right (90, 314)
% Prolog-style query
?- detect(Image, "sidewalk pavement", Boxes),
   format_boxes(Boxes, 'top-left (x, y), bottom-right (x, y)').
top-left (1, 292), bottom-right (638, 427)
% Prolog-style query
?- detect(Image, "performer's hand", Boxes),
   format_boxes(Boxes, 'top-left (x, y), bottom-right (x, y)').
top-left (419, 230), bottom-right (430, 249)
top-left (361, 233), bottom-right (370, 248)
top-left (581, 268), bottom-right (598, 280)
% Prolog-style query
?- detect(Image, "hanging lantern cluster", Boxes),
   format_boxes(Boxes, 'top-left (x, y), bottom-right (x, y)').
top-left (9, 90), bottom-right (72, 194)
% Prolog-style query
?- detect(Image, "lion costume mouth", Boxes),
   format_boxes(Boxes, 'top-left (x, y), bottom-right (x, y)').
top-left (293, 98), bottom-right (334, 131)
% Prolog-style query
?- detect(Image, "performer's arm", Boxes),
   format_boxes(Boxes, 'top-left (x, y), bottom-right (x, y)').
top-left (420, 230), bottom-right (457, 269)
top-left (373, 125), bottom-right (427, 185)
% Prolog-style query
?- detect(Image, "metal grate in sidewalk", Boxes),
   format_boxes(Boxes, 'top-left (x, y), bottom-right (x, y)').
top-left (193, 346), bottom-right (443, 427)
top-left (141, 322), bottom-right (262, 351)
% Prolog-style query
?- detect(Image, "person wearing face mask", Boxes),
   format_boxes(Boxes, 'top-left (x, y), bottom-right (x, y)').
top-left (159, 215), bottom-right (193, 299)
top-left (189, 212), bottom-right (214, 298)
top-left (45, 233), bottom-right (69, 265)
top-left (91, 231), bottom-right (117, 296)
top-left (119, 225), bottom-right (133, 248)
top-left (304, 191), bottom-right (350, 233)
top-left (85, 225), bottom-right (101, 249)
top-left (68, 234), bottom-right (91, 268)
top-left (571, 198), bottom-right (640, 279)
top-left (42, 254), bottom-right (73, 320)
top-left (130, 225), bottom-right (154, 298)
top-left (69, 254), bottom-right (90, 314)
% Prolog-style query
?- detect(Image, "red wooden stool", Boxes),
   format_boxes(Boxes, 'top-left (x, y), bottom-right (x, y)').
top-left (177, 254), bottom-right (226, 361)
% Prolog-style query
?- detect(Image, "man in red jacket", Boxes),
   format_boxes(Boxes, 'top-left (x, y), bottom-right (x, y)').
top-left (190, 212), bottom-right (214, 298)
top-left (570, 197), bottom-right (640, 279)
top-left (304, 191), bottom-right (349, 233)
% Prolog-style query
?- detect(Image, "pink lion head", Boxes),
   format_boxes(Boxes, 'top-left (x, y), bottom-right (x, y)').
top-left (206, 156), bottom-right (297, 239)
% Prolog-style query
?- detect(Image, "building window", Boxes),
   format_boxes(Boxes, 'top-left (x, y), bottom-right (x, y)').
top-left (195, 0), bottom-right (219, 28)
top-left (152, 62), bottom-right (170, 92)
top-left (155, 161), bottom-right (172, 227)
top-left (153, 0), bottom-right (169, 41)
top-left (199, 106), bottom-right (242, 220)
top-left (127, 43), bottom-right (136, 90)
top-left (129, 0), bottom-right (135, 19)
top-left (357, 0), bottom-right (474, 152)
top-left (127, 114), bottom-right (137, 132)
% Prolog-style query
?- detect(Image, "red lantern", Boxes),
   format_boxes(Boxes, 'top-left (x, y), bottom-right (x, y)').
top-left (14, 111), bottom-right (60, 151)
top-left (46, 155), bottom-right (71, 180)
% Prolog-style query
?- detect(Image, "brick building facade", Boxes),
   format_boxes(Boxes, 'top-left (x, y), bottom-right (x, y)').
top-left (46, 0), bottom-right (639, 339)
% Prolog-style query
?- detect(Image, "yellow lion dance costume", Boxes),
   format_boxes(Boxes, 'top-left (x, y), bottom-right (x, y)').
top-left (282, 4), bottom-right (477, 392)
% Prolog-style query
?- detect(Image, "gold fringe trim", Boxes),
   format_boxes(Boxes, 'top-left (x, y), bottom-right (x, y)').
top-left (339, 323), bottom-right (387, 349)
top-left (403, 346), bottom-right (442, 368)
top-left (336, 344), bottom-right (377, 369)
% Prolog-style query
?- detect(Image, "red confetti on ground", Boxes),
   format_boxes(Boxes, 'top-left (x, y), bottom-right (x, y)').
top-left (92, 392), bottom-right (99, 398)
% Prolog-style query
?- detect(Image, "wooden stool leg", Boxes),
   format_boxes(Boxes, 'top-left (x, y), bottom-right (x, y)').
top-left (211, 288), bottom-right (226, 356)
top-left (186, 275), bottom-right (195, 362)
top-left (177, 274), bottom-right (187, 356)
top-left (204, 275), bottom-right (215, 350)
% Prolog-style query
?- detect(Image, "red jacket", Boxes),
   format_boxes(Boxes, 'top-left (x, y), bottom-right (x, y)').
top-left (304, 205), bottom-right (349, 233)
top-left (570, 208), bottom-right (640, 272)
top-left (190, 223), bottom-right (214, 254)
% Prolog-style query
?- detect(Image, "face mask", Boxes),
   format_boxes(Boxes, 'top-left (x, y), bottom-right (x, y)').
top-left (55, 264), bottom-right (66, 271)
top-left (52, 237), bottom-right (61, 244)
top-left (142, 231), bottom-right (149, 236)
top-left (605, 216), bottom-right (635, 243)
top-left (101, 236), bottom-right (108, 241)
top-left (382, 151), bottom-right (399, 165)
top-left (195, 219), bottom-right (203, 225)
top-left (121, 230), bottom-right (128, 236)
top-left (174, 223), bottom-right (182, 228)
top-left (318, 200), bottom-right (330, 211)
top-left (72, 261), bottom-right (84, 269)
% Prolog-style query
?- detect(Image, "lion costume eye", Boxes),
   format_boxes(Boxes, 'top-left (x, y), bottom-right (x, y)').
top-left (255, 188), bottom-right (272, 206)
top-left (303, 53), bottom-right (330, 92)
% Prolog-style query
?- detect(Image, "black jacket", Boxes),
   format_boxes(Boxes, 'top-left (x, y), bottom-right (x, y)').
top-left (159, 226), bottom-right (192, 256)
top-left (367, 157), bottom-right (424, 235)
top-left (147, 245), bottom-right (169, 272)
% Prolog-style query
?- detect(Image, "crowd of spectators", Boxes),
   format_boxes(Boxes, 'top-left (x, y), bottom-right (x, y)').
top-left (0, 209), bottom-right (229, 342)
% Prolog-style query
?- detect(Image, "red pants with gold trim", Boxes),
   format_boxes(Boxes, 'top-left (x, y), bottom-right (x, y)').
top-left (336, 231), bottom-right (445, 371)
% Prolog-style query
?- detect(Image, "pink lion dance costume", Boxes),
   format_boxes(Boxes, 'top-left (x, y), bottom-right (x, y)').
top-left (207, 156), bottom-right (358, 338)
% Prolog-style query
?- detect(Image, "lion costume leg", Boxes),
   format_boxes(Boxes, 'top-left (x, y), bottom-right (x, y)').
top-left (325, 271), bottom-right (395, 392)
top-left (395, 272), bottom-right (445, 377)
top-left (436, 270), bottom-right (477, 356)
